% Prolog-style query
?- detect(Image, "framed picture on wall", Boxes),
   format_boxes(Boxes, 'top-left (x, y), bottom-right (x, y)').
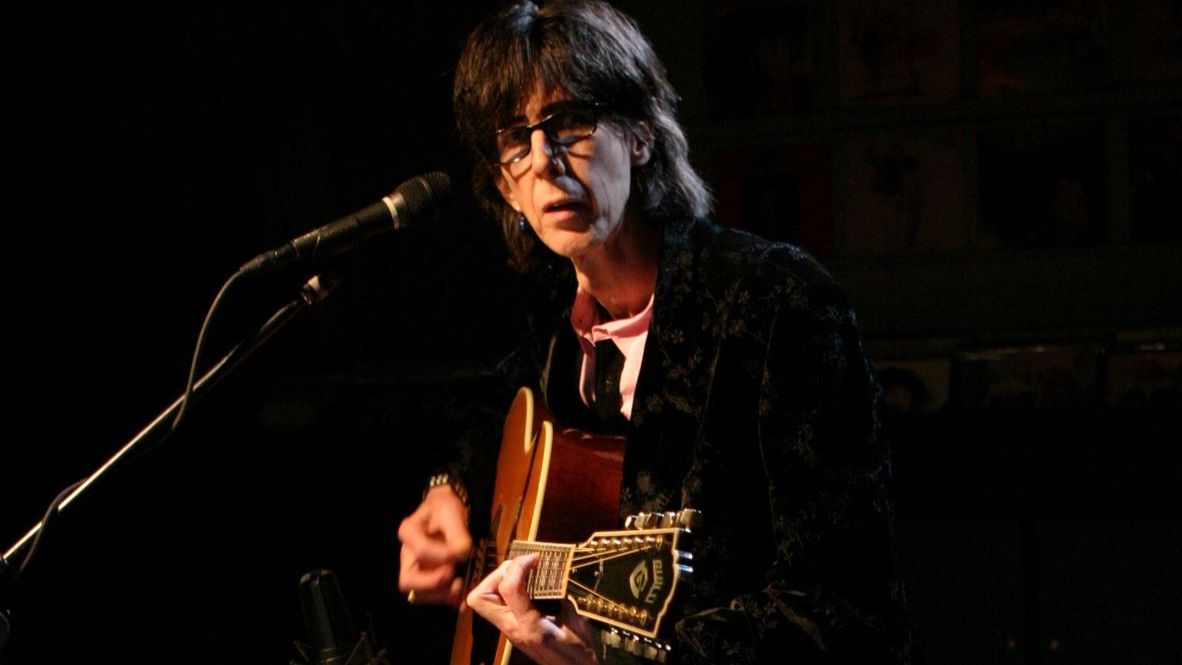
top-left (976, 118), bottom-right (1109, 250)
top-left (709, 141), bottom-right (834, 257)
top-left (1106, 342), bottom-right (1182, 409)
top-left (833, 129), bottom-right (971, 256)
top-left (1125, 0), bottom-right (1182, 82)
top-left (977, 0), bottom-right (1115, 97)
top-left (1129, 112), bottom-right (1182, 244)
top-left (952, 343), bottom-right (1105, 412)
top-left (837, 0), bottom-right (962, 105)
top-left (703, 0), bottom-right (827, 118)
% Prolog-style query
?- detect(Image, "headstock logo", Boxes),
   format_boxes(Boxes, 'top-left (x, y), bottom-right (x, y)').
top-left (628, 560), bottom-right (665, 604)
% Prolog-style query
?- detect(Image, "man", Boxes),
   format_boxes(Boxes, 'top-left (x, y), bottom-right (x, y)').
top-left (399, 2), bottom-right (911, 663)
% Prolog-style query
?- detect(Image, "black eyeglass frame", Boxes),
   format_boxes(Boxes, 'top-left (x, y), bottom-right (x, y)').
top-left (489, 101), bottom-right (606, 168)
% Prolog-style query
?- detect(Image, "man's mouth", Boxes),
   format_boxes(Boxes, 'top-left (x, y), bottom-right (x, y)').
top-left (543, 198), bottom-right (586, 214)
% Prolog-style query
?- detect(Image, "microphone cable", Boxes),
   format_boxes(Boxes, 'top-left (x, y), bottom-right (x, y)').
top-left (171, 267), bottom-right (247, 432)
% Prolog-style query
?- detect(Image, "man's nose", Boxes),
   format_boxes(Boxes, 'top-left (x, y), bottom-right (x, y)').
top-left (528, 128), bottom-right (565, 176)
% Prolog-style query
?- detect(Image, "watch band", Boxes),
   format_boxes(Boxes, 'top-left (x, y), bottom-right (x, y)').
top-left (424, 472), bottom-right (469, 507)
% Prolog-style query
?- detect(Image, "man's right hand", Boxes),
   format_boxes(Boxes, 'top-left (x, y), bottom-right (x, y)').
top-left (397, 485), bottom-right (473, 607)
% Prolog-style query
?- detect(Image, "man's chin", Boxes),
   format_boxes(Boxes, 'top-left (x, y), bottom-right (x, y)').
top-left (538, 229), bottom-right (597, 257)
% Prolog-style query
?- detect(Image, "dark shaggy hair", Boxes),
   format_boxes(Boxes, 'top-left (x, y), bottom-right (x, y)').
top-left (453, 0), bottom-right (711, 270)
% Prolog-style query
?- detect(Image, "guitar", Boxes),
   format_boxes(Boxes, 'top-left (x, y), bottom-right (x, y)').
top-left (449, 387), bottom-right (698, 665)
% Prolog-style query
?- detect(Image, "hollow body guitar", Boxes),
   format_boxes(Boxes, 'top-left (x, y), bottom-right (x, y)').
top-left (449, 387), bottom-right (695, 665)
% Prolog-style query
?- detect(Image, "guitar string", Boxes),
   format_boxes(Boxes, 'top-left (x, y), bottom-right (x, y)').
top-left (569, 546), bottom-right (660, 569)
top-left (529, 555), bottom-right (566, 594)
top-left (515, 547), bottom-right (571, 594)
top-left (500, 541), bottom-right (676, 597)
top-left (499, 544), bottom-right (660, 566)
top-left (511, 544), bottom-right (566, 593)
top-left (528, 547), bottom-right (668, 599)
top-left (501, 549), bottom-right (672, 623)
top-left (516, 546), bottom-right (663, 595)
top-left (500, 545), bottom-right (664, 578)
top-left (564, 579), bottom-right (651, 622)
top-left (498, 530), bottom-right (677, 559)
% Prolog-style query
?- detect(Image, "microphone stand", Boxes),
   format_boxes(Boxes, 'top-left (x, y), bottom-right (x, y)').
top-left (0, 272), bottom-right (341, 648)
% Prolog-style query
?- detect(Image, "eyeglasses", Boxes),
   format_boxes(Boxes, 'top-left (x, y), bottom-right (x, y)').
top-left (492, 102), bottom-right (602, 171)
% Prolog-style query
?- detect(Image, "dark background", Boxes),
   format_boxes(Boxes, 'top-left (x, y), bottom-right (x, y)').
top-left (3, 2), bottom-right (1180, 664)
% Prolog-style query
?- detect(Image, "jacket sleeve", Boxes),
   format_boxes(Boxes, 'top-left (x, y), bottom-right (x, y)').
top-left (671, 280), bottom-right (910, 664)
top-left (434, 342), bottom-right (543, 533)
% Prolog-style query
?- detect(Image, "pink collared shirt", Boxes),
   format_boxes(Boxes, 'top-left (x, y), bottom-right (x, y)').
top-left (570, 287), bottom-right (653, 421)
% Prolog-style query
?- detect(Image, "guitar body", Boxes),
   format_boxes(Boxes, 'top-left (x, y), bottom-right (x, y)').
top-left (450, 387), bottom-right (626, 665)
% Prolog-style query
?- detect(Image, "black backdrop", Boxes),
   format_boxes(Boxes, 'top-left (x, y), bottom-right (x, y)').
top-left (4, 4), bottom-right (515, 663)
top-left (5, 3), bottom-right (1182, 665)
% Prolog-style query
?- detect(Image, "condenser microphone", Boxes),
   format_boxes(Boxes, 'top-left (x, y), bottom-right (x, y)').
top-left (239, 171), bottom-right (453, 275)
top-left (296, 569), bottom-right (380, 665)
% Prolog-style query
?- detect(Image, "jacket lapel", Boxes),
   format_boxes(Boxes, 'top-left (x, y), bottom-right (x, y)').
top-left (623, 218), bottom-right (729, 515)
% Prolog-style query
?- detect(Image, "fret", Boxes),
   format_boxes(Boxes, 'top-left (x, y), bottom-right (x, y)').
top-left (507, 541), bottom-right (574, 600)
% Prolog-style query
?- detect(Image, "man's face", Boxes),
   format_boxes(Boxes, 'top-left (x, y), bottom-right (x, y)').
top-left (494, 88), bottom-right (650, 261)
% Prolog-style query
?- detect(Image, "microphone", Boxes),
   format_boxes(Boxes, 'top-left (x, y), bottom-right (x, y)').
top-left (294, 569), bottom-right (385, 665)
top-left (239, 171), bottom-right (453, 275)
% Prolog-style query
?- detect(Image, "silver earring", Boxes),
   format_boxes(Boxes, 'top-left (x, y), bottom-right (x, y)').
top-left (518, 216), bottom-right (528, 232)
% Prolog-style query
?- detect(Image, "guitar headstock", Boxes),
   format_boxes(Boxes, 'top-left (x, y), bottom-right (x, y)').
top-left (563, 510), bottom-right (700, 661)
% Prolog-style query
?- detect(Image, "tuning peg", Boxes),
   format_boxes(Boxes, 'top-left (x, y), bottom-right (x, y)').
top-left (626, 511), bottom-right (662, 529)
top-left (626, 635), bottom-right (670, 662)
top-left (641, 639), bottom-right (670, 662)
top-left (600, 629), bottom-right (672, 663)
top-left (626, 509), bottom-right (703, 531)
top-left (676, 550), bottom-right (694, 581)
top-left (675, 508), bottom-right (703, 529)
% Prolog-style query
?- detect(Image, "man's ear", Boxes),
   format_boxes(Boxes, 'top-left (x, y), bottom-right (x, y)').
top-left (631, 121), bottom-right (654, 166)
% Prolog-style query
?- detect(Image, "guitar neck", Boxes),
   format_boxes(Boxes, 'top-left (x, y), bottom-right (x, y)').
top-left (447, 387), bottom-right (691, 665)
top-left (507, 525), bottom-right (692, 646)
top-left (507, 541), bottom-right (575, 600)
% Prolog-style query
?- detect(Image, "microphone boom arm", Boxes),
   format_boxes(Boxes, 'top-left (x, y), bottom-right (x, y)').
top-left (2, 272), bottom-right (341, 583)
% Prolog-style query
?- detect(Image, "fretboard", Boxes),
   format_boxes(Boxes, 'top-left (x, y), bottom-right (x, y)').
top-left (507, 541), bottom-right (574, 600)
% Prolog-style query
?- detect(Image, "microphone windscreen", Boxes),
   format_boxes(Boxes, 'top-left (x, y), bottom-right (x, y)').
top-left (393, 171), bottom-right (453, 228)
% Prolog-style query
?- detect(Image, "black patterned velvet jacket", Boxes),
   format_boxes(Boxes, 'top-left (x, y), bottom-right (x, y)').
top-left (447, 217), bottom-right (911, 664)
